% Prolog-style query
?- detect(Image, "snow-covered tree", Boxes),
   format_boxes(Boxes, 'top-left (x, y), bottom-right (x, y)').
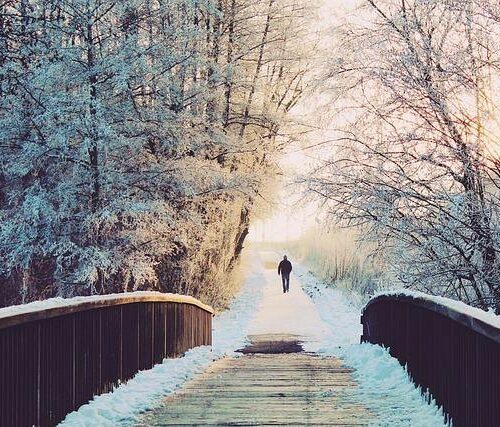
top-left (306, 0), bottom-right (500, 310)
top-left (0, 0), bottom-right (313, 306)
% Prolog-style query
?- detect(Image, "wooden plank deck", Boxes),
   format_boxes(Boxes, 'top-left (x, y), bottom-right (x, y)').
top-left (138, 351), bottom-right (371, 426)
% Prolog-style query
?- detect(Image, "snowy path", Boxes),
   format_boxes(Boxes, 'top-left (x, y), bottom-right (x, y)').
top-left (247, 250), bottom-right (329, 351)
top-left (61, 248), bottom-right (446, 426)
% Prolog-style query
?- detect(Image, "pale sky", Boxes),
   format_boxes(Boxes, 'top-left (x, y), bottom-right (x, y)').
top-left (248, 0), bottom-right (362, 243)
top-left (248, 0), bottom-right (361, 242)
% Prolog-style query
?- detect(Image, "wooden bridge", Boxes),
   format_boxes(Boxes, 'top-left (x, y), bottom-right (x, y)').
top-left (1, 285), bottom-right (500, 426)
top-left (139, 335), bottom-right (370, 426)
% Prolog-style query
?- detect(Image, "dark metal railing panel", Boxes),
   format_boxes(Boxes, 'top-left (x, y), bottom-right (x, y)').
top-left (1, 323), bottom-right (41, 427)
top-left (362, 295), bottom-right (500, 427)
top-left (363, 294), bottom-right (500, 344)
top-left (0, 295), bottom-right (213, 427)
top-left (138, 304), bottom-right (153, 372)
top-left (40, 316), bottom-right (74, 426)
top-left (153, 303), bottom-right (167, 365)
top-left (100, 306), bottom-right (122, 395)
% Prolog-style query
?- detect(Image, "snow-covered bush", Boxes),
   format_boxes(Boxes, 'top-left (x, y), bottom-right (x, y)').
top-left (288, 227), bottom-right (384, 304)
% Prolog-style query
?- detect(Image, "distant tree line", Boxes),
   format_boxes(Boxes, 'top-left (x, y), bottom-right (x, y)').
top-left (307, 0), bottom-right (500, 311)
top-left (0, 0), bottom-right (311, 307)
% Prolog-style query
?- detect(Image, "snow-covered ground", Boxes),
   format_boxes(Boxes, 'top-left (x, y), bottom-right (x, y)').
top-left (296, 263), bottom-right (447, 426)
top-left (60, 250), bottom-right (266, 426)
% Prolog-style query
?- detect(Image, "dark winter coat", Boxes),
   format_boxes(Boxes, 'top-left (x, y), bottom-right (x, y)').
top-left (278, 260), bottom-right (292, 276)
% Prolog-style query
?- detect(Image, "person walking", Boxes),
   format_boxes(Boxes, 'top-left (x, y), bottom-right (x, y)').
top-left (278, 255), bottom-right (293, 293)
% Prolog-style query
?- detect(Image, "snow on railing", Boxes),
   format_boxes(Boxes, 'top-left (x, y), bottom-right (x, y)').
top-left (0, 291), bottom-right (214, 329)
top-left (0, 291), bottom-right (213, 427)
top-left (365, 290), bottom-right (500, 343)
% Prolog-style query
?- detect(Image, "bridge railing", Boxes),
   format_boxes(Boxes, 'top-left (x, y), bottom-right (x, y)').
top-left (361, 292), bottom-right (500, 427)
top-left (0, 292), bottom-right (213, 427)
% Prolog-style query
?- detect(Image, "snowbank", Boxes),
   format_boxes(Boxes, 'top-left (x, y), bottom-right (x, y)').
top-left (59, 250), bottom-right (265, 426)
top-left (295, 262), bottom-right (362, 347)
top-left (60, 346), bottom-right (213, 426)
top-left (296, 263), bottom-right (447, 426)
top-left (340, 343), bottom-right (446, 425)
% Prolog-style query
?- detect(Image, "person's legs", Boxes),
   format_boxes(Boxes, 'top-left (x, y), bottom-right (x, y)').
top-left (281, 275), bottom-right (286, 293)
top-left (285, 274), bottom-right (290, 292)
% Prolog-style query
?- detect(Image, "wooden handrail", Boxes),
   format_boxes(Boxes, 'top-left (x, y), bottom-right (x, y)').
top-left (0, 291), bottom-right (214, 330)
top-left (364, 292), bottom-right (500, 344)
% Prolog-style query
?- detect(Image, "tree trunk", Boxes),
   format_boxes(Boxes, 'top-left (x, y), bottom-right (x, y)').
top-left (239, 0), bottom-right (275, 138)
